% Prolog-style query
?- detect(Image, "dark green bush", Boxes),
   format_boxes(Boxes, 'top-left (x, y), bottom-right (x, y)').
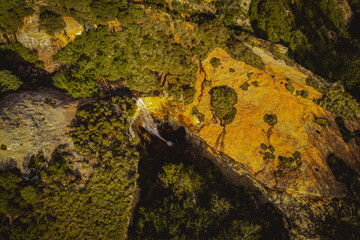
top-left (264, 113), bottom-right (278, 125)
top-left (209, 86), bottom-right (238, 124)
top-left (210, 57), bottom-right (221, 68)
top-left (203, 80), bottom-right (212, 86)
top-left (260, 143), bottom-right (267, 150)
top-left (240, 82), bottom-right (250, 90)
top-left (315, 88), bottom-right (359, 117)
top-left (285, 83), bottom-right (294, 93)
top-left (0, 0), bottom-right (34, 34)
top-left (251, 80), bottom-right (259, 87)
top-left (39, 9), bottom-right (66, 35)
top-left (229, 68), bottom-right (235, 72)
top-left (296, 89), bottom-right (309, 98)
top-left (192, 106), bottom-right (205, 122)
top-left (0, 144), bottom-right (7, 150)
top-left (263, 152), bottom-right (275, 160)
top-left (268, 144), bottom-right (275, 153)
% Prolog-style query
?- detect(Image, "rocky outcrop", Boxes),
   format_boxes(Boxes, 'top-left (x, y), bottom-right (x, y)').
top-left (0, 88), bottom-right (84, 174)
top-left (136, 46), bottom-right (360, 239)
top-left (15, 6), bottom-right (84, 72)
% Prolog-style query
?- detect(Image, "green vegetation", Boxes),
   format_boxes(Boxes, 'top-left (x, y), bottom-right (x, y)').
top-left (248, 0), bottom-right (360, 99)
top-left (260, 143), bottom-right (267, 150)
top-left (210, 57), bottom-right (221, 68)
top-left (315, 117), bottom-right (331, 127)
top-left (0, 96), bottom-right (139, 239)
top-left (252, 80), bottom-right (259, 87)
top-left (192, 106), bottom-right (205, 122)
top-left (209, 86), bottom-right (238, 124)
top-left (130, 135), bottom-right (289, 239)
top-left (240, 82), bottom-right (250, 90)
top-left (314, 87), bottom-right (359, 117)
top-left (278, 151), bottom-right (302, 170)
top-left (226, 40), bottom-right (265, 69)
top-left (229, 68), bottom-right (235, 72)
top-left (261, 143), bottom-right (275, 160)
top-left (296, 89), bottom-right (309, 98)
top-left (0, 0), bottom-right (34, 34)
top-left (285, 83), bottom-right (295, 93)
top-left (39, 8), bottom-right (66, 36)
top-left (0, 144), bottom-right (6, 150)
top-left (54, 19), bottom-right (197, 100)
top-left (0, 70), bottom-right (22, 92)
top-left (306, 77), bottom-right (327, 93)
top-left (203, 79), bottom-right (212, 87)
top-left (263, 113), bottom-right (277, 126)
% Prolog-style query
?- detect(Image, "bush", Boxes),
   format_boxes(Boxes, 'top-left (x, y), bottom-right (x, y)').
top-left (315, 117), bottom-right (331, 127)
top-left (209, 86), bottom-right (238, 124)
top-left (263, 113), bottom-right (277, 125)
top-left (315, 88), bottom-right (359, 117)
top-left (192, 107), bottom-right (205, 122)
top-left (251, 81), bottom-right (259, 87)
top-left (158, 163), bottom-right (203, 196)
top-left (296, 89), bottom-right (309, 98)
top-left (0, 70), bottom-right (22, 92)
top-left (240, 82), bottom-right (250, 90)
top-left (39, 9), bottom-right (66, 35)
top-left (210, 57), bottom-right (221, 68)
top-left (0, 1), bottom-right (34, 34)
top-left (285, 83), bottom-right (294, 93)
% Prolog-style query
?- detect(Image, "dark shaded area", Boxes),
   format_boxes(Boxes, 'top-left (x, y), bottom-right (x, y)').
top-left (129, 123), bottom-right (289, 239)
top-left (326, 153), bottom-right (358, 187)
top-left (0, 45), bottom-right (51, 92)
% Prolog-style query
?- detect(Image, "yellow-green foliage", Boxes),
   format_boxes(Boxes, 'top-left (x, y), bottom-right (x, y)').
top-left (159, 163), bottom-right (203, 197)
top-left (315, 88), bottom-right (359, 117)
top-left (0, 70), bottom-right (22, 92)
top-left (209, 86), bottom-right (238, 124)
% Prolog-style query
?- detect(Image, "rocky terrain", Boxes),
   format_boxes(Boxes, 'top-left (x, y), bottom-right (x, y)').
top-left (137, 45), bottom-right (360, 238)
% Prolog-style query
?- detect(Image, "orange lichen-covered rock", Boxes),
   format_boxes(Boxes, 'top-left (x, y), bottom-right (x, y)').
top-left (15, 9), bottom-right (84, 72)
top-left (139, 46), bottom-right (360, 238)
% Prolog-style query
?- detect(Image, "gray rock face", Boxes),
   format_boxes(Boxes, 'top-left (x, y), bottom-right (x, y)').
top-left (0, 88), bottom-right (79, 172)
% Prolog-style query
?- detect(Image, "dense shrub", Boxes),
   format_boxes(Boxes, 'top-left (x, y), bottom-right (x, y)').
top-left (263, 113), bottom-right (277, 125)
top-left (315, 117), bottom-right (331, 127)
top-left (296, 89), bottom-right (309, 98)
top-left (210, 57), bottom-right (221, 68)
top-left (0, 70), bottom-right (22, 92)
top-left (240, 82), bottom-right (250, 90)
top-left (209, 86), bottom-right (238, 124)
top-left (315, 88), bottom-right (359, 117)
top-left (39, 8), bottom-right (66, 36)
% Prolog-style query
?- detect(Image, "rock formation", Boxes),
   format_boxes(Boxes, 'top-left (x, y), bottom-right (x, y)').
top-left (0, 88), bottom-right (82, 174)
top-left (136, 46), bottom-right (360, 239)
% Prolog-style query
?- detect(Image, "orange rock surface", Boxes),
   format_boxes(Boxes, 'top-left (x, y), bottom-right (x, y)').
top-left (142, 47), bottom-right (360, 199)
